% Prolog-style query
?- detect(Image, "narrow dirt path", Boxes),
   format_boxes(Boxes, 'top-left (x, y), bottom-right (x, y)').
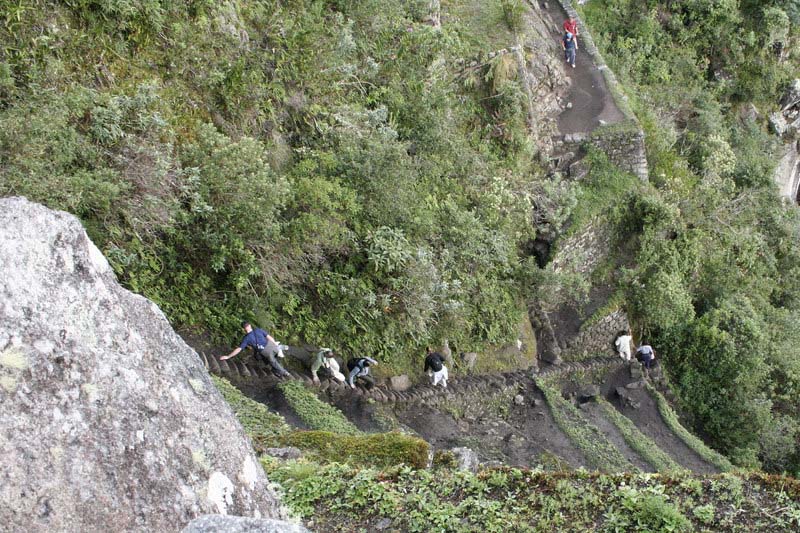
top-left (539, 1), bottom-right (625, 133)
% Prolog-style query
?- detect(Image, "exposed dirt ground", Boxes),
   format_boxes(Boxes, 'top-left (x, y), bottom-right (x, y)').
top-left (605, 365), bottom-right (719, 474)
top-left (579, 401), bottom-right (654, 472)
top-left (391, 378), bottom-right (588, 468)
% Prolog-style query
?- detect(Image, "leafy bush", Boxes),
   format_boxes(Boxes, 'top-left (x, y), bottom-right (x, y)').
top-left (604, 488), bottom-right (691, 533)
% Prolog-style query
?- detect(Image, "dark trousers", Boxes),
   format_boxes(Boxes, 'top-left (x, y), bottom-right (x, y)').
top-left (565, 47), bottom-right (576, 65)
top-left (642, 355), bottom-right (653, 369)
top-left (355, 373), bottom-right (375, 389)
top-left (256, 347), bottom-right (290, 377)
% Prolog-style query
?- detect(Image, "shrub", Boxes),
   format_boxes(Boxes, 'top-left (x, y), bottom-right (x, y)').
top-left (604, 488), bottom-right (692, 533)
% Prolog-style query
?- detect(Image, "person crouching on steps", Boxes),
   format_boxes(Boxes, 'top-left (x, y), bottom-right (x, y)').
top-left (424, 347), bottom-right (448, 388)
top-left (311, 348), bottom-right (345, 384)
top-left (347, 356), bottom-right (378, 389)
top-left (221, 321), bottom-right (291, 379)
top-left (562, 31), bottom-right (578, 68)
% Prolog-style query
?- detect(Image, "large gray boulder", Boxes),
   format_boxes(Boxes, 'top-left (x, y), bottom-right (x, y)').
top-left (0, 197), bottom-right (288, 531)
top-left (183, 515), bottom-right (308, 533)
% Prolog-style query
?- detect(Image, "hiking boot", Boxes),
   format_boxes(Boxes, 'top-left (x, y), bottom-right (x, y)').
top-left (572, 63), bottom-right (576, 68)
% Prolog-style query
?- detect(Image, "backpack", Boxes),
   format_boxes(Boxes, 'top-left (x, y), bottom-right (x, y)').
top-left (347, 358), bottom-right (366, 372)
top-left (427, 353), bottom-right (443, 372)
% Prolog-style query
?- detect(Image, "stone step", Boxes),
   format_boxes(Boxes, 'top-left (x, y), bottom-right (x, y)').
top-left (240, 364), bottom-right (252, 378)
top-left (228, 361), bottom-right (242, 378)
top-left (218, 359), bottom-right (231, 374)
top-left (207, 353), bottom-right (221, 374)
top-left (198, 351), bottom-right (209, 370)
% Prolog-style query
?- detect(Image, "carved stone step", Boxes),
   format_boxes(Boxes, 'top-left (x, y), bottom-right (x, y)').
top-left (207, 353), bottom-right (221, 374)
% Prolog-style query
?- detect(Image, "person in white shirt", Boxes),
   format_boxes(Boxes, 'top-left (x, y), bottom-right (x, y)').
top-left (615, 330), bottom-right (633, 362)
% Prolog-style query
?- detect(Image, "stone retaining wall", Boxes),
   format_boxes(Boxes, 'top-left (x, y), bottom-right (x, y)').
top-left (562, 308), bottom-right (629, 361)
top-left (549, 218), bottom-right (612, 276)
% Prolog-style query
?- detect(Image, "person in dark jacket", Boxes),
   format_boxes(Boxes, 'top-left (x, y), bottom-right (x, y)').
top-left (347, 357), bottom-right (378, 389)
top-left (424, 347), bottom-right (448, 388)
top-left (221, 321), bottom-right (290, 378)
top-left (636, 343), bottom-right (656, 371)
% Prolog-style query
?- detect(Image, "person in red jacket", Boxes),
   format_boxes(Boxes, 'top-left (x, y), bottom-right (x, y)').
top-left (563, 15), bottom-right (578, 37)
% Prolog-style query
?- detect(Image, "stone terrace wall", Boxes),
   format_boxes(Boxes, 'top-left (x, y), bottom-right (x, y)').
top-left (547, 218), bottom-right (630, 361)
top-left (562, 308), bottom-right (629, 361)
top-left (555, 0), bottom-right (648, 181)
top-left (549, 218), bottom-right (612, 276)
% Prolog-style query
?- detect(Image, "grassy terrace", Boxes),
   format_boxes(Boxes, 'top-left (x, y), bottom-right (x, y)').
top-left (597, 397), bottom-right (684, 473)
top-left (538, 380), bottom-right (634, 473)
top-left (647, 383), bottom-right (735, 473)
top-left (265, 461), bottom-right (800, 532)
top-left (214, 366), bottom-right (800, 531)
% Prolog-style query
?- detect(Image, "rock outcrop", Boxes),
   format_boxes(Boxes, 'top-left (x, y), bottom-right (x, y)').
top-left (183, 515), bottom-right (308, 533)
top-left (0, 197), bottom-right (288, 531)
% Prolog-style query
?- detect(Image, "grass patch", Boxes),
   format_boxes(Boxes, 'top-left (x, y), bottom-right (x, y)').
top-left (442, 0), bottom-right (518, 51)
top-left (647, 384), bottom-right (734, 473)
top-left (283, 430), bottom-right (430, 470)
top-left (568, 148), bottom-right (644, 233)
top-left (211, 375), bottom-right (290, 450)
top-left (538, 381), bottom-right (634, 473)
top-left (278, 380), bottom-right (360, 435)
top-left (596, 398), bottom-right (684, 474)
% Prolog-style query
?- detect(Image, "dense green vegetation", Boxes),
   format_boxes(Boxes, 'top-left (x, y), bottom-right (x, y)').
top-left (264, 461), bottom-right (800, 532)
top-left (0, 0), bottom-right (544, 372)
top-left (579, 0), bottom-right (800, 473)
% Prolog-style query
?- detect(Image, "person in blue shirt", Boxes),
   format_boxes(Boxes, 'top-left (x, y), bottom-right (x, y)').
top-left (562, 31), bottom-right (578, 68)
top-left (221, 321), bottom-right (290, 378)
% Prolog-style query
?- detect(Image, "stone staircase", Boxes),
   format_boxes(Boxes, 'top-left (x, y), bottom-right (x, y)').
top-left (199, 350), bottom-right (621, 405)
